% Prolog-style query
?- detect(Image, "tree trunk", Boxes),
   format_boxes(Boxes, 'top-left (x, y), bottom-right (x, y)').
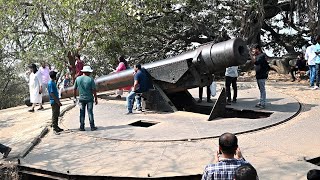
top-left (307, 0), bottom-right (318, 35)
top-left (317, 0), bottom-right (320, 34)
top-left (67, 51), bottom-right (76, 83)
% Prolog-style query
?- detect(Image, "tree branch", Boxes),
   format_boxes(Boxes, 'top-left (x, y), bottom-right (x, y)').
top-left (262, 21), bottom-right (295, 53)
top-left (40, 11), bottom-right (65, 48)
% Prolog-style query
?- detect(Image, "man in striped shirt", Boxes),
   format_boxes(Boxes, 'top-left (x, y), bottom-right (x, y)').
top-left (201, 133), bottom-right (255, 180)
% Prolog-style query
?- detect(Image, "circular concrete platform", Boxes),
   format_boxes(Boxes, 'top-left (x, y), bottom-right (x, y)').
top-left (61, 87), bottom-right (300, 142)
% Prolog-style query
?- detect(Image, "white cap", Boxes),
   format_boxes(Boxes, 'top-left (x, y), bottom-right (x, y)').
top-left (81, 66), bottom-right (93, 73)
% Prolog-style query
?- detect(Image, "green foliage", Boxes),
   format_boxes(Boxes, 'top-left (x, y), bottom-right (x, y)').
top-left (0, 52), bottom-right (28, 110)
top-left (0, 0), bottom-right (318, 108)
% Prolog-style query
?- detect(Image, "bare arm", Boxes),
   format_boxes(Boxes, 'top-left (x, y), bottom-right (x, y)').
top-left (50, 93), bottom-right (62, 106)
top-left (37, 74), bottom-right (43, 94)
top-left (133, 80), bottom-right (139, 91)
top-left (93, 89), bottom-right (98, 105)
top-left (73, 88), bottom-right (77, 99)
top-left (235, 147), bottom-right (244, 160)
top-left (213, 150), bottom-right (220, 163)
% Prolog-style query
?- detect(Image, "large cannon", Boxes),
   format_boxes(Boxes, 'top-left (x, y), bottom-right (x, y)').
top-left (28, 38), bottom-right (249, 119)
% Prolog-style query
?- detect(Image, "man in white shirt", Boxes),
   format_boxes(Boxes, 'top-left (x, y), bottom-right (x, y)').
top-left (314, 35), bottom-right (320, 89)
top-left (39, 61), bottom-right (51, 94)
top-left (225, 66), bottom-right (239, 105)
top-left (305, 39), bottom-right (317, 88)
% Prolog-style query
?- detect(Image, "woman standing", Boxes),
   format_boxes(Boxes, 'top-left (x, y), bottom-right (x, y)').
top-left (28, 63), bottom-right (43, 112)
top-left (115, 55), bottom-right (131, 99)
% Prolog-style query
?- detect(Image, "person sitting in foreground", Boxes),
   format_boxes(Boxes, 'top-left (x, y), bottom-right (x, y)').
top-left (201, 132), bottom-right (251, 180)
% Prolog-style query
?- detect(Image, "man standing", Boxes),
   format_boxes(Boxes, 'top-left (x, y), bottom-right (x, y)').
top-left (48, 71), bottom-right (64, 133)
top-left (314, 35), bottom-right (320, 89)
top-left (0, 143), bottom-right (11, 159)
top-left (305, 38), bottom-right (317, 88)
top-left (28, 63), bottom-right (43, 112)
top-left (201, 133), bottom-right (250, 180)
top-left (74, 66), bottom-right (98, 131)
top-left (225, 66), bottom-right (239, 105)
top-left (39, 61), bottom-right (50, 94)
top-left (251, 44), bottom-right (269, 109)
top-left (197, 86), bottom-right (213, 103)
top-left (126, 64), bottom-right (148, 114)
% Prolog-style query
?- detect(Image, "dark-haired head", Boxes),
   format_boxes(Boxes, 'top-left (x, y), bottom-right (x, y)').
top-left (251, 44), bottom-right (262, 52)
top-left (119, 55), bottom-right (128, 67)
top-left (134, 64), bottom-right (141, 70)
top-left (49, 71), bottom-right (57, 80)
top-left (133, 64), bottom-right (141, 73)
top-left (315, 35), bottom-right (320, 43)
top-left (234, 164), bottom-right (258, 180)
top-left (75, 54), bottom-right (81, 61)
top-left (251, 44), bottom-right (262, 56)
top-left (297, 52), bottom-right (304, 59)
top-left (307, 169), bottom-right (320, 180)
top-left (41, 61), bottom-right (46, 68)
top-left (28, 63), bottom-right (38, 74)
top-left (119, 55), bottom-right (125, 62)
top-left (310, 36), bottom-right (317, 45)
top-left (219, 132), bottom-right (238, 155)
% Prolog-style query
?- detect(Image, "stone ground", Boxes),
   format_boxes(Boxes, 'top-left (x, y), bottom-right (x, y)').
top-left (0, 99), bottom-right (74, 159)
top-left (1, 72), bottom-right (320, 179)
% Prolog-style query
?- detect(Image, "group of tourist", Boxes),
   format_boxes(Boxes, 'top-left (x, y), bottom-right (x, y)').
top-left (305, 35), bottom-right (320, 89)
top-left (1, 46), bottom-right (320, 180)
top-left (195, 44), bottom-right (273, 178)
top-left (224, 44), bottom-right (269, 109)
top-left (229, 37), bottom-right (320, 110)
top-left (285, 35), bottom-right (320, 87)
top-left (23, 43), bottom-right (270, 135)
top-left (26, 54), bottom-right (149, 133)
top-left (26, 55), bottom-right (96, 133)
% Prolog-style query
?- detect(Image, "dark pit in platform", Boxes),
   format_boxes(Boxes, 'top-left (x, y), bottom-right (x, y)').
top-left (129, 120), bottom-right (159, 128)
top-left (190, 105), bottom-right (273, 119)
top-left (223, 108), bottom-right (273, 119)
top-left (307, 157), bottom-right (320, 166)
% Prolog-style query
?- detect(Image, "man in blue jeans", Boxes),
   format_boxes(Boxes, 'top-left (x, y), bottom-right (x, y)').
top-left (305, 38), bottom-right (317, 88)
top-left (74, 66), bottom-right (98, 131)
top-left (126, 64), bottom-right (148, 114)
top-left (315, 35), bottom-right (320, 89)
top-left (251, 44), bottom-right (269, 109)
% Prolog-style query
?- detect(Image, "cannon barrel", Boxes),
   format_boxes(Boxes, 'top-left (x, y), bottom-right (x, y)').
top-left (29, 38), bottom-right (248, 104)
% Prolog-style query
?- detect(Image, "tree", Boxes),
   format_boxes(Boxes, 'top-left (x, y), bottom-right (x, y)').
top-left (0, 0), bottom-right (319, 108)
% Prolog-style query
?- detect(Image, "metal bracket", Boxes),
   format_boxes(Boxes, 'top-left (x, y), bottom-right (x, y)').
top-left (143, 83), bottom-right (178, 112)
top-left (147, 60), bottom-right (189, 84)
top-left (208, 88), bottom-right (226, 121)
